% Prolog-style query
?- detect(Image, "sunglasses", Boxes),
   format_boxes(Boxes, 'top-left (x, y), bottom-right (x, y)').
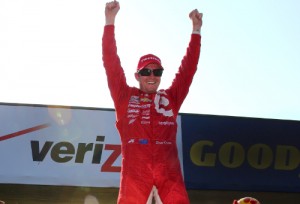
top-left (138, 68), bottom-right (164, 77)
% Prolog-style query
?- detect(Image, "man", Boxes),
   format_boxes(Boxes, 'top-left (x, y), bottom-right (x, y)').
top-left (102, 1), bottom-right (203, 203)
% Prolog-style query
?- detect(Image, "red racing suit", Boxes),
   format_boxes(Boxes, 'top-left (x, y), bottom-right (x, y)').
top-left (102, 25), bottom-right (201, 204)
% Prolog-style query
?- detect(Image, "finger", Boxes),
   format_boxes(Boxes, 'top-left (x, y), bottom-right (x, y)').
top-left (197, 13), bottom-right (203, 20)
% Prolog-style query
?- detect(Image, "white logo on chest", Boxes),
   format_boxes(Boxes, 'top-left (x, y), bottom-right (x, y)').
top-left (154, 91), bottom-right (174, 117)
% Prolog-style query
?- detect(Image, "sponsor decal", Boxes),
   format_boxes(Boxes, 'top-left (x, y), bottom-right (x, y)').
top-left (127, 114), bottom-right (138, 118)
top-left (127, 138), bottom-right (149, 145)
top-left (128, 104), bottom-right (140, 108)
top-left (140, 98), bottom-right (152, 103)
top-left (141, 104), bottom-right (151, 109)
top-left (128, 109), bottom-right (139, 113)
top-left (129, 119), bottom-right (136, 124)
top-left (159, 121), bottom-right (175, 126)
top-left (140, 56), bottom-right (160, 63)
top-left (128, 104), bottom-right (151, 109)
top-left (139, 139), bottom-right (148, 144)
top-left (142, 110), bottom-right (150, 115)
top-left (154, 92), bottom-right (173, 117)
top-left (141, 121), bottom-right (150, 125)
top-left (129, 96), bottom-right (139, 104)
top-left (155, 140), bottom-right (172, 145)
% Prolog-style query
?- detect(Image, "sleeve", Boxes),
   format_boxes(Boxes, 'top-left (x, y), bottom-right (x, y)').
top-left (102, 25), bottom-right (130, 111)
top-left (167, 34), bottom-right (201, 115)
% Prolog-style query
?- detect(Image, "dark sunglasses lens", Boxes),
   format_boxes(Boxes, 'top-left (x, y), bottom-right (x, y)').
top-left (139, 69), bottom-right (151, 76)
top-left (153, 69), bottom-right (163, 76)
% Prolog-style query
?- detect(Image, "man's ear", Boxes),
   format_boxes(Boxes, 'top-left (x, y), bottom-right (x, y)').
top-left (135, 73), bottom-right (140, 81)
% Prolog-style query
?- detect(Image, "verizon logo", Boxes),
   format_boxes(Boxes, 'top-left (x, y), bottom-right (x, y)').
top-left (0, 124), bottom-right (49, 141)
top-left (0, 124), bottom-right (121, 173)
top-left (31, 136), bottom-right (121, 172)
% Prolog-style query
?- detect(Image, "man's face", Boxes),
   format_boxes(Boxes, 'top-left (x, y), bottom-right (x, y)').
top-left (135, 63), bottom-right (162, 94)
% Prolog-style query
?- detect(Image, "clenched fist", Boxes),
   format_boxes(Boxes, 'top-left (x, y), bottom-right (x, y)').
top-left (189, 9), bottom-right (203, 34)
top-left (105, 1), bottom-right (120, 25)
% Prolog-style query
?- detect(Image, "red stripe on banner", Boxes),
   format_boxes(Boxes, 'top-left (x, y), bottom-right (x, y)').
top-left (0, 124), bottom-right (50, 141)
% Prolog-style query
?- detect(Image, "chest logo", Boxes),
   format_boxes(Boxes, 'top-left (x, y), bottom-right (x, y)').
top-left (154, 92), bottom-right (174, 117)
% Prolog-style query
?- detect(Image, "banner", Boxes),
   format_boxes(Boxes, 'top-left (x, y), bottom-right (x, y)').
top-left (0, 104), bottom-right (122, 187)
top-left (181, 114), bottom-right (300, 192)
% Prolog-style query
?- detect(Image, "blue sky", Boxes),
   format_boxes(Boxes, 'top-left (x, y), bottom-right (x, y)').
top-left (1, 0), bottom-right (300, 121)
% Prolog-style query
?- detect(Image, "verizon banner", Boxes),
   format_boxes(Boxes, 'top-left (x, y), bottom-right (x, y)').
top-left (0, 104), bottom-right (122, 187)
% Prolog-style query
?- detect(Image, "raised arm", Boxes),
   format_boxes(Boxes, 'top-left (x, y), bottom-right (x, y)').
top-left (103, 1), bottom-right (130, 116)
top-left (167, 9), bottom-right (203, 115)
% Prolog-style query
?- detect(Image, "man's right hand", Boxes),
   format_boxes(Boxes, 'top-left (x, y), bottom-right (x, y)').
top-left (105, 1), bottom-right (120, 25)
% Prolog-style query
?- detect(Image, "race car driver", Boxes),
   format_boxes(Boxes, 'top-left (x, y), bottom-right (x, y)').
top-left (102, 1), bottom-right (203, 203)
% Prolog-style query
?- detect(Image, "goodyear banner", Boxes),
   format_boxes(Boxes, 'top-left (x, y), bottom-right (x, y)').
top-left (181, 114), bottom-right (300, 192)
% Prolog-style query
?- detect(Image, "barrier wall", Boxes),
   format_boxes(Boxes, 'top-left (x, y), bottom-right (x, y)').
top-left (1, 103), bottom-right (299, 192)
